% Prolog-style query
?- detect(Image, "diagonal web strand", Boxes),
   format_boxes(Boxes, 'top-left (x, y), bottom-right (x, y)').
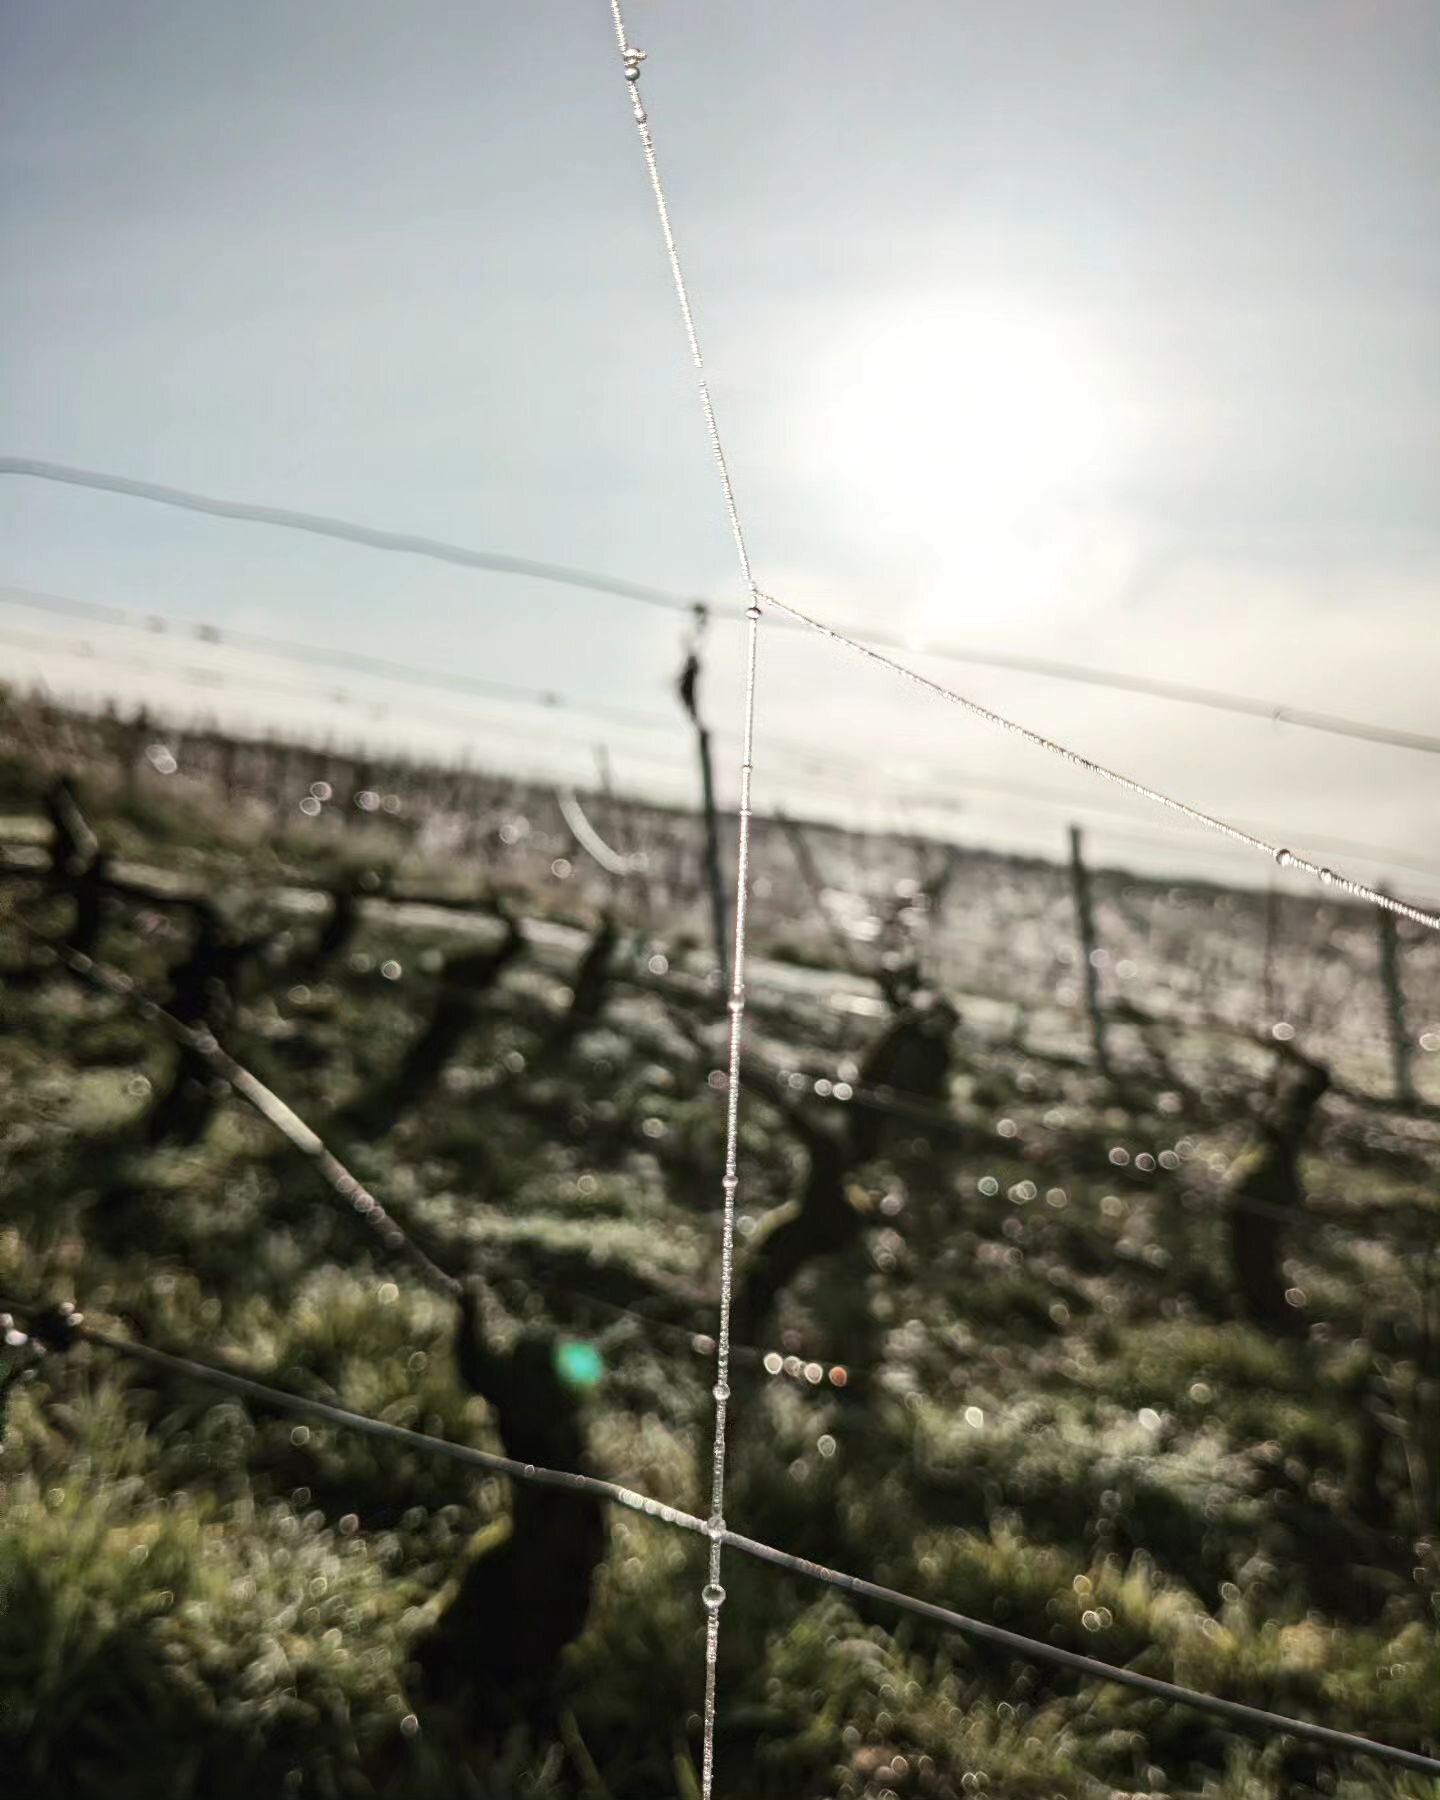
top-left (5, 1302), bottom-right (1439, 1779)
top-left (760, 590), bottom-right (1440, 933)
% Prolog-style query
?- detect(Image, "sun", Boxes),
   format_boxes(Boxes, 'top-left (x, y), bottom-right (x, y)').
top-left (796, 294), bottom-right (1136, 632)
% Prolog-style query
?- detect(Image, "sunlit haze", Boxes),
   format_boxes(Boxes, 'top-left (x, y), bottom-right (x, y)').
top-left (3, 1), bottom-right (1438, 898)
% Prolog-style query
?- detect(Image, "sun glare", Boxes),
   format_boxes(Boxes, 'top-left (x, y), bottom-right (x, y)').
top-left (800, 296), bottom-right (1136, 632)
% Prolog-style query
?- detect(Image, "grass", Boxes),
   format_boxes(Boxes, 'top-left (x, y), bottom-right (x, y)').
top-left (2, 726), bottom-right (1439, 1798)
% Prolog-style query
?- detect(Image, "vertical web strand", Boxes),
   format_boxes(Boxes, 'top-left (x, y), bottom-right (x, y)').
top-left (604, 5), bottom-right (765, 1795)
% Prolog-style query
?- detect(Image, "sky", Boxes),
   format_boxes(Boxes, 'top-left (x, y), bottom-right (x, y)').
top-left (2, 0), bottom-right (1438, 898)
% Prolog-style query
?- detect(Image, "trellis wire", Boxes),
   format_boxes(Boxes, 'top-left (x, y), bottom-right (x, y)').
top-left (0, 463), bottom-right (710, 634)
top-left (18, 640), bottom-right (1440, 891)
top-left (0, 618), bottom-right (674, 738)
top-left (17, 835), bottom-right (1440, 1777)
top-left (34, 928), bottom-right (461, 1301)
top-left (28, 910), bottom-right (867, 1382)
top-left (583, 12), bottom-right (1440, 1787)
top-left (59, 907), bottom-right (1440, 1306)
top-left (12, 563), bottom-right (1439, 933)
top-left (8, 485), bottom-right (1440, 760)
top-left (759, 590), bottom-right (1440, 933)
top-left (5, 6), bottom-right (1436, 1779)
top-left (21, 823), bottom-right (1440, 1159)
top-left (16, 911), bottom-right (853, 1384)
top-left (43, 909), bottom-right (1427, 1348)
top-left (603, 5), bottom-right (765, 1788)
top-left (7, 1301), bottom-right (1438, 1781)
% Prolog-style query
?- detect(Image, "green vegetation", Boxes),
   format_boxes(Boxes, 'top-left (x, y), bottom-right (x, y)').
top-left (2, 719), bottom-right (1439, 1799)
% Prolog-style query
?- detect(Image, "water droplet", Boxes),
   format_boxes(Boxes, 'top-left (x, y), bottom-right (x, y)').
top-left (712, 1381), bottom-right (730, 1402)
top-left (701, 1582), bottom-right (726, 1611)
top-left (705, 1513), bottom-right (726, 1540)
top-left (1319, 867), bottom-right (1335, 886)
top-left (763, 1352), bottom-right (783, 1375)
top-left (745, 603), bottom-right (762, 621)
top-left (1274, 847), bottom-right (1293, 868)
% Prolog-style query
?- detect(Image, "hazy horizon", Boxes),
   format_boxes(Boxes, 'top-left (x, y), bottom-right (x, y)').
top-left (3, 1), bottom-right (1438, 899)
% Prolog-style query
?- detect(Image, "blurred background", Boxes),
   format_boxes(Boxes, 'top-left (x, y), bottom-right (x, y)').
top-left (3, 5), bottom-right (1440, 1798)
top-left (4, 0), bottom-right (1439, 884)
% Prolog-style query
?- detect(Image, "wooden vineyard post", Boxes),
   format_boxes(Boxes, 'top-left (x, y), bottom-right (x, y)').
top-left (694, 714), bottom-right (730, 992)
top-left (677, 625), bottom-right (730, 993)
top-left (776, 808), bottom-right (858, 976)
top-left (1377, 892), bottom-right (1414, 1105)
top-left (1263, 883), bottom-right (1282, 1026)
top-left (1069, 825), bottom-right (1112, 1082)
